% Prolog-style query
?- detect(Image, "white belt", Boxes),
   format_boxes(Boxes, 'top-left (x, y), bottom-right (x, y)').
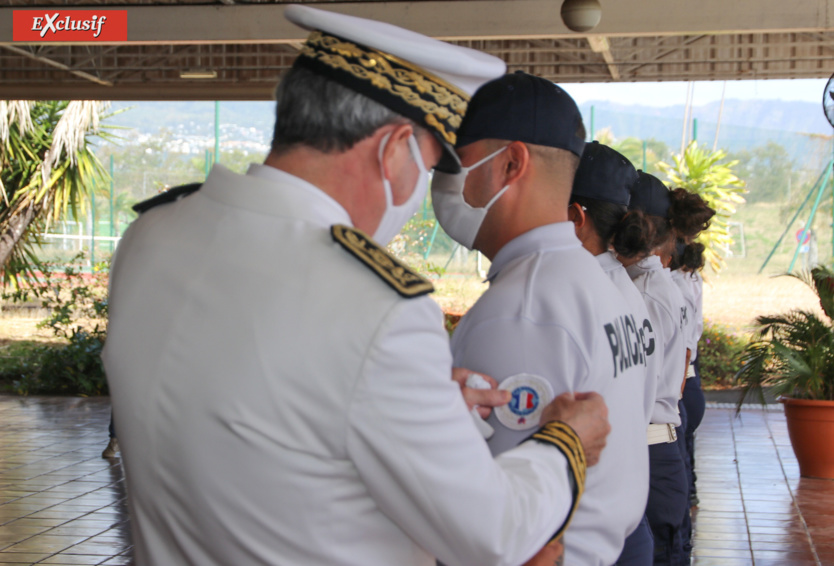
top-left (686, 363), bottom-right (696, 379)
top-left (647, 423), bottom-right (677, 445)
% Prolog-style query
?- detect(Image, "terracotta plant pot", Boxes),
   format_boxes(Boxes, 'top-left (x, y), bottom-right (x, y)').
top-left (781, 397), bottom-right (834, 480)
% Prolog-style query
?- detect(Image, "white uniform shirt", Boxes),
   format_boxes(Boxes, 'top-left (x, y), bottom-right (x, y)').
top-left (450, 223), bottom-right (651, 566)
top-left (103, 164), bottom-right (578, 566)
top-left (671, 269), bottom-right (698, 357)
top-left (597, 251), bottom-right (657, 426)
top-left (687, 271), bottom-right (704, 360)
top-left (626, 256), bottom-right (688, 425)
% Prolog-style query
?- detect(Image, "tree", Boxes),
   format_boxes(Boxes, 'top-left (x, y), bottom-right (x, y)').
top-left (657, 141), bottom-right (747, 272)
top-left (0, 101), bottom-right (109, 285)
top-left (728, 141), bottom-right (795, 203)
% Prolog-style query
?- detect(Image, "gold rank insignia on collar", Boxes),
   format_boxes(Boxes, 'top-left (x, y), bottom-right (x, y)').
top-left (331, 224), bottom-right (434, 298)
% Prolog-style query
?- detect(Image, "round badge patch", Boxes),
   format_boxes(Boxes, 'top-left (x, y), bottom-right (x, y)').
top-left (494, 373), bottom-right (555, 431)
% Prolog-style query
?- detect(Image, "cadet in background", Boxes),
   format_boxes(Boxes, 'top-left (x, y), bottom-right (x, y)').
top-left (569, 141), bottom-right (659, 566)
top-left (623, 174), bottom-right (714, 566)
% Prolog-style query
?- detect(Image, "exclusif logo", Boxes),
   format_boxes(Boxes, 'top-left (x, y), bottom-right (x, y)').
top-left (13, 10), bottom-right (127, 42)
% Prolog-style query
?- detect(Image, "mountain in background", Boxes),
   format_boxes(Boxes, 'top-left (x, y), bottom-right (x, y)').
top-left (577, 99), bottom-right (832, 165)
top-left (579, 99), bottom-right (831, 137)
top-left (103, 98), bottom-right (832, 167)
top-left (107, 101), bottom-right (275, 141)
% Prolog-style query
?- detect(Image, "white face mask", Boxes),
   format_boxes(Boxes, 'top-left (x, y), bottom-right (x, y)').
top-left (373, 133), bottom-right (430, 245)
top-left (431, 145), bottom-right (510, 250)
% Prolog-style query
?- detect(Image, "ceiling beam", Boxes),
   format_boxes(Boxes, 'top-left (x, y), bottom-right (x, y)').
top-left (587, 36), bottom-right (620, 80)
top-left (0, 0), bottom-right (833, 46)
top-left (0, 81), bottom-right (275, 101)
top-left (0, 44), bottom-right (113, 86)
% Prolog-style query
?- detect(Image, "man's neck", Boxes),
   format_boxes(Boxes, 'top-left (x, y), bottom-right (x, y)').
top-left (478, 189), bottom-right (569, 260)
top-left (264, 146), bottom-right (381, 234)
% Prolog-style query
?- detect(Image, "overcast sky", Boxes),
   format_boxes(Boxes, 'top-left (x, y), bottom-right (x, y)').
top-left (562, 78), bottom-right (830, 107)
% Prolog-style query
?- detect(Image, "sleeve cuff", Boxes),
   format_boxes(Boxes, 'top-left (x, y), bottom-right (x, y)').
top-left (527, 421), bottom-right (586, 541)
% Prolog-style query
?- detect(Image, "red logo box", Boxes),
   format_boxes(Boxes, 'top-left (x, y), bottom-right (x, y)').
top-left (13, 10), bottom-right (127, 42)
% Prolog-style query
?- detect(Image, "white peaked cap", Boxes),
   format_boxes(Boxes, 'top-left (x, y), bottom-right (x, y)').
top-left (284, 4), bottom-right (506, 172)
top-left (284, 4), bottom-right (506, 97)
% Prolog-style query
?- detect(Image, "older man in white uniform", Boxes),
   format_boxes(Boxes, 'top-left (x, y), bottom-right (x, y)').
top-left (432, 73), bottom-right (651, 566)
top-left (103, 6), bottom-right (612, 566)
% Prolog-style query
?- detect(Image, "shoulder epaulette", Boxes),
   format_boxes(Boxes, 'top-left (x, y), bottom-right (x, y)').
top-left (331, 224), bottom-right (434, 299)
top-left (132, 182), bottom-right (202, 214)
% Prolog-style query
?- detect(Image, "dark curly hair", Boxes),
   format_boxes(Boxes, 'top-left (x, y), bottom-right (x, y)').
top-left (668, 188), bottom-right (715, 240)
top-left (571, 195), bottom-right (655, 259)
top-left (670, 241), bottom-right (706, 272)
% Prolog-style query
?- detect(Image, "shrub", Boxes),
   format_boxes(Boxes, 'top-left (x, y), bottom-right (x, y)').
top-left (698, 321), bottom-right (748, 388)
top-left (2, 253), bottom-right (109, 396)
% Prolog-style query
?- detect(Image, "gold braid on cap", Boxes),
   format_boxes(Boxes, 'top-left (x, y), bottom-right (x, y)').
top-left (297, 31), bottom-right (469, 145)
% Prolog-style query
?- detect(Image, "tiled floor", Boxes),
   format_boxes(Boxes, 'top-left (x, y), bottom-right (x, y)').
top-left (0, 397), bottom-right (130, 565)
top-left (692, 408), bottom-right (834, 566)
top-left (0, 396), bottom-right (832, 565)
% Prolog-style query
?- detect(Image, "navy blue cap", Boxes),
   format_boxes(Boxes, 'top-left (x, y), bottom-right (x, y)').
top-left (629, 171), bottom-right (671, 217)
top-left (571, 141), bottom-right (636, 206)
top-left (455, 71), bottom-right (586, 157)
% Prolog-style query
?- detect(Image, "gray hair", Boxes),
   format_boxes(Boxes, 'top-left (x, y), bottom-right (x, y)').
top-left (271, 66), bottom-right (406, 154)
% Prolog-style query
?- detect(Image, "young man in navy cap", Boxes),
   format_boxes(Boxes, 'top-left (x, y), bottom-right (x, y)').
top-left (102, 6), bottom-right (611, 566)
top-left (433, 73), bottom-right (651, 566)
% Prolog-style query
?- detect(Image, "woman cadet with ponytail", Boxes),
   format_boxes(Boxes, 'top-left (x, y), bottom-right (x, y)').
top-left (569, 141), bottom-right (658, 566)
top-left (667, 191), bottom-right (714, 565)
top-left (623, 174), bottom-right (715, 566)
top-left (620, 171), bottom-right (689, 566)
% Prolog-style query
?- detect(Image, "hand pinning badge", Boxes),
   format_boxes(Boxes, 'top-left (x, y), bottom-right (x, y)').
top-left (495, 374), bottom-right (555, 431)
top-left (466, 373), bottom-right (496, 439)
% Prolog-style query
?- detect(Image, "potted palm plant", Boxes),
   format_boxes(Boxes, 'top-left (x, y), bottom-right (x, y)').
top-left (735, 265), bottom-right (834, 479)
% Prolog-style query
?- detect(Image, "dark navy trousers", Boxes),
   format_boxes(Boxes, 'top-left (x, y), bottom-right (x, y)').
top-left (646, 437), bottom-right (688, 566)
top-left (615, 514), bottom-right (654, 566)
top-left (682, 357), bottom-right (706, 499)
top-left (677, 402), bottom-right (692, 565)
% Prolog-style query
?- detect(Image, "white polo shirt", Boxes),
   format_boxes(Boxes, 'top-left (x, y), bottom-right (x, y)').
top-left (597, 251), bottom-right (658, 426)
top-left (451, 223), bottom-right (652, 566)
top-left (626, 256), bottom-right (688, 425)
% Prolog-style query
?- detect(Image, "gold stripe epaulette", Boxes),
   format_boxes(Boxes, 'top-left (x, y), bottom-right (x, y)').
top-left (529, 421), bottom-right (587, 541)
top-left (331, 225), bottom-right (434, 299)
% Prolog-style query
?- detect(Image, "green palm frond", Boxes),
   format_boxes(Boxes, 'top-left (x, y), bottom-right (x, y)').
top-left (657, 141), bottom-right (747, 273)
top-left (0, 100), bottom-right (109, 285)
top-left (736, 301), bottom-right (834, 408)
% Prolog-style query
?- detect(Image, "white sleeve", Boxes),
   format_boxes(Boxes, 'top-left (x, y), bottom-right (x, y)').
top-left (346, 298), bottom-right (578, 566)
top-left (692, 275), bottom-right (704, 351)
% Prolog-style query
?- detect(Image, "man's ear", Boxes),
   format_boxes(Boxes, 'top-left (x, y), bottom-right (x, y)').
top-left (499, 141), bottom-right (530, 187)
top-left (567, 202), bottom-right (586, 228)
top-left (380, 123), bottom-right (414, 180)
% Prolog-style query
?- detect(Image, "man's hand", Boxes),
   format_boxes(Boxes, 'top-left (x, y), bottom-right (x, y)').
top-left (540, 391), bottom-right (610, 467)
top-left (451, 367), bottom-right (510, 419)
top-left (523, 538), bottom-right (564, 566)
